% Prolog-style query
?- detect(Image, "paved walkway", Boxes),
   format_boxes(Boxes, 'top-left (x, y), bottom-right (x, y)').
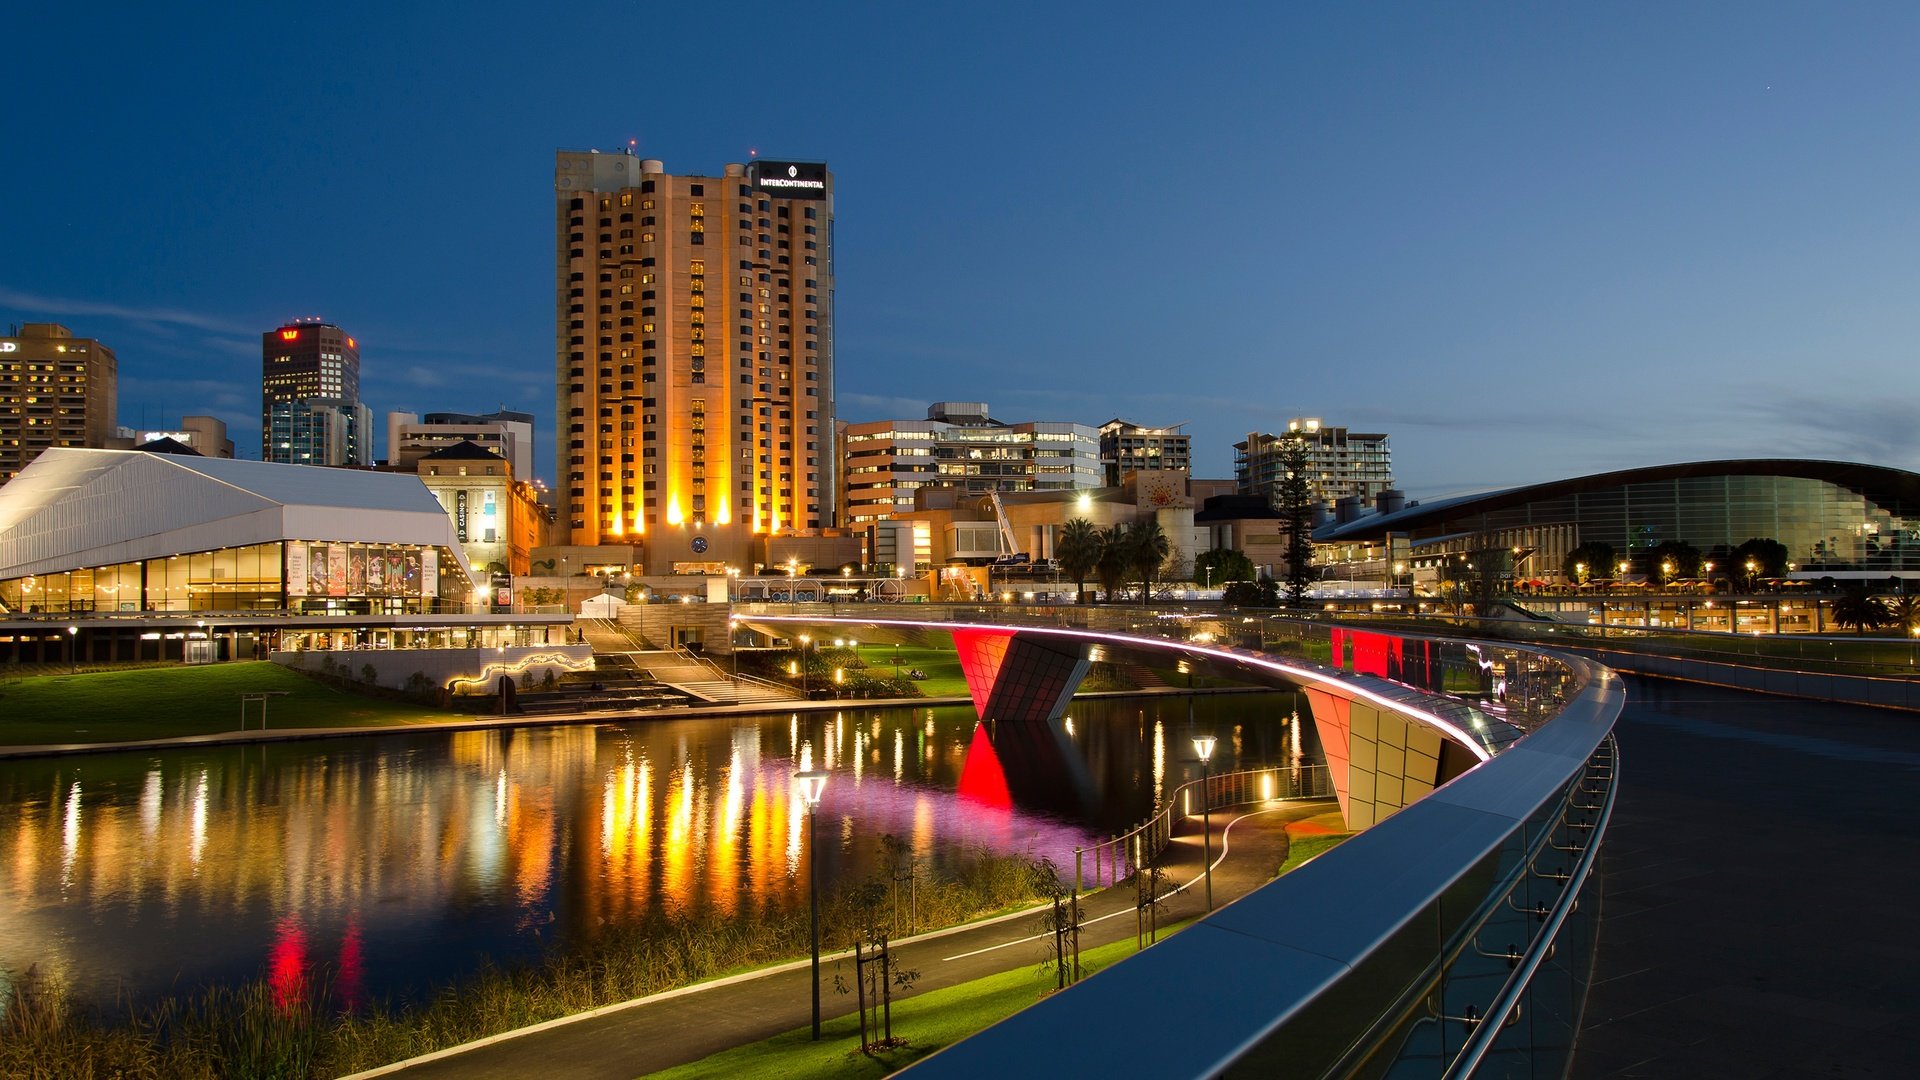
top-left (1576, 676), bottom-right (1920, 1078)
top-left (355, 797), bottom-right (1338, 1080)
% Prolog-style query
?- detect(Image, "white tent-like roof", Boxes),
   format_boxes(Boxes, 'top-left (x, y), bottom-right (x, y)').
top-left (0, 448), bottom-right (474, 582)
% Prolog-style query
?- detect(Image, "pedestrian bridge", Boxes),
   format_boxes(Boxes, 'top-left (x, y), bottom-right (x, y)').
top-left (738, 605), bottom-right (1623, 1078)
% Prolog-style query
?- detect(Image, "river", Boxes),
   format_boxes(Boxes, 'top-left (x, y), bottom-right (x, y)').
top-left (0, 691), bottom-right (1315, 1013)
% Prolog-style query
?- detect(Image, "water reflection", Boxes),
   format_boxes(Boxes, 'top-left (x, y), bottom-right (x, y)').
top-left (0, 693), bottom-right (1309, 1013)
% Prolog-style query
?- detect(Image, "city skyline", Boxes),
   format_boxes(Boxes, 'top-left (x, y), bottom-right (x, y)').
top-left (6, 4), bottom-right (1920, 499)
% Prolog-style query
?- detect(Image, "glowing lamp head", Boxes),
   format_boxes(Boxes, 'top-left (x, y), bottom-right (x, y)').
top-left (794, 769), bottom-right (829, 807)
top-left (1192, 734), bottom-right (1218, 763)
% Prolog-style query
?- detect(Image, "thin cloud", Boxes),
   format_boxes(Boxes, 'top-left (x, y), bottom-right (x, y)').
top-left (0, 286), bottom-right (256, 336)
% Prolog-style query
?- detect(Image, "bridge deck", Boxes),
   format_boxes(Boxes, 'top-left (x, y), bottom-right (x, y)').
top-left (1577, 676), bottom-right (1920, 1077)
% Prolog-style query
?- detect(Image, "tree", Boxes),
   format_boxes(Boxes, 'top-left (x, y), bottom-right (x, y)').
top-left (1731, 538), bottom-right (1790, 588)
top-left (1564, 542), bottom-right (1616, 585)
top-left (1094, 526), bottom-right (1131, 602)
top-left (1645, 540), bottom-right (1701, 584)
top-left (1889, 593), bottom-right (1920, 636)
top-left (1128, 519), bottom-right (1171, 606)
top-left (1056, 518), bottom-right (1103, 604)
top-left (1830, 583), bottom-right (1894, 635)
top-left (1194, 548), bottom-right (1256, 590)
top-left (1223, 576), bottom-right (1280, 607)
top-left (1275, 435), bottom-right (1314, 608)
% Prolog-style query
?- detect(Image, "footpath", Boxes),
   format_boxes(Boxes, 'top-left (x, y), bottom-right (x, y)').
top-left (353, 797), bottom-right (1340, 1080)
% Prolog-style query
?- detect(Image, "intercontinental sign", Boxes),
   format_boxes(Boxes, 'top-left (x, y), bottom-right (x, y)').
top-left (747, 160), bottom-right (827, 199)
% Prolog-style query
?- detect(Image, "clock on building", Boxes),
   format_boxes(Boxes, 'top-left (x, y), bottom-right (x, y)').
top-left (691, 536), bottom-right (709, 553)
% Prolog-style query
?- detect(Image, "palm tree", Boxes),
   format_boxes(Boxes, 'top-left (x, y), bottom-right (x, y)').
top-left (1889, 593), bottom-right (1920, 636)
top-left (1094, 526), bottom-right (1131, 602)
top-left (1055, 519), bottom-right (1102, 604)
top-left (1830, 583), bottom-right (1893, 635)
top-left (1129, 519), bottom-right (1171, 606)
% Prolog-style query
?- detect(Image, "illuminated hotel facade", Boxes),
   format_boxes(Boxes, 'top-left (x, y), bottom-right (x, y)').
top-left (555, 150), bottom-right (834, 576)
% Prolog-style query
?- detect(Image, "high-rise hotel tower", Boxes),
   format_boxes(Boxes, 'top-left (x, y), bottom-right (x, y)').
top-left (555, 150), bottom-right (834, 575)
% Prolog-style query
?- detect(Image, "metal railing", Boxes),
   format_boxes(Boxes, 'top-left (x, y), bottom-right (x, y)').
top-left (1074, 765), bottom-right (1334, 889)
top-left (805, 606), bottom-right (1627, 1080)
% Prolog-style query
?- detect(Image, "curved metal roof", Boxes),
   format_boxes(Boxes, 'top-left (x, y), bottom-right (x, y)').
top-left (1316, 459), bottom-right (1920, 542)
top-left (0, 448), bottom-right (471, 580)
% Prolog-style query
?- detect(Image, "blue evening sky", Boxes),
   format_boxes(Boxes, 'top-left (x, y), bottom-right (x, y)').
top-left (5, 3), bottom-right (1918, 497)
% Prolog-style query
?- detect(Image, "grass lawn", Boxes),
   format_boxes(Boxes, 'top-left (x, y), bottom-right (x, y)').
top-left (853, 643), bottom-right (971, 699)
top-left (651, 922), bottom-right (1193, 1079)
top-left (1277, 811), bottom-right (1353, 876)
top-left (0, 662), bottom-right (461, 746)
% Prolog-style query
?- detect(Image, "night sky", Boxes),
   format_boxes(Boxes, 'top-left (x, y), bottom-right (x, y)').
top-left (6, 4), bottom-right (1919, 497)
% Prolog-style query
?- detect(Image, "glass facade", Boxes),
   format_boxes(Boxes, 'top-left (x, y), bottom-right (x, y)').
top-left (1, 541), bottom-right (468, 615)
top-left (1400, 472), bottom-right (1920, 576)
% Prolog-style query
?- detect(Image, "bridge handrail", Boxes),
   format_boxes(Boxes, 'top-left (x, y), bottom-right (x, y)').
top-left (743, 604), bottom-right (1624, 1078)
top-left (1075, 764), bottom-right (1335, 890)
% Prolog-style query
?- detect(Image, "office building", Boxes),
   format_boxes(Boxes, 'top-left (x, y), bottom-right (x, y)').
top-left (388, 409), bottom-right (536, 478)
top-left (1236, 418), bottom-right (1392, 507)
top-left (0, 323), bottom-right (118, 483)
top-left (140, 415), bottom-right (234, 458)
top-left (555, 150), bottom-right (834, 575)
top-left (262, 319), bottom-right (371, 465)
top-left (1099, 418), bottom-right (1191, 485)
top-left (839, 402), bottom-right (1100, 527)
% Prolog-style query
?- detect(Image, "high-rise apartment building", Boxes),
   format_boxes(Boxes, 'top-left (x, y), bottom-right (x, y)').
top-left (1236, 418), bottom-right (1393, 506)
top-left (0, 323), bottom-right (118, 483)
top-left (839, 402), bottom-right (1100, 527)
top-left (1099, 418), bottom-right (1191, 485)
top-left (555, 150), bottom-right (834, 575)
top-left (262, 319), bottom-right (371, 465)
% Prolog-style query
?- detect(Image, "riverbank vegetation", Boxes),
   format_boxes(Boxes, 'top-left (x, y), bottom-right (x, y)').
top-left (0, 662), bottom-right (457, 746)
top-left (0, 845), bottom-right (1052, 1080)
top-left (651, 919), bottom-right (1201, 1079)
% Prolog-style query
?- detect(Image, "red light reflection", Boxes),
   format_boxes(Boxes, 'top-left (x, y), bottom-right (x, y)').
top-left (955, 722), bottom-right (1012, 809)
top-left (267, 916), bottom-right (308, 1011)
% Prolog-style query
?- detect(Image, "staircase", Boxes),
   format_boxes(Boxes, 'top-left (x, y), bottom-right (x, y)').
top-left (634, 648), bottom-right (802, 705)
top-left (1116, 662), bottom-right (1172, 690)
top-left (578, 617), bottom-right (646, 654)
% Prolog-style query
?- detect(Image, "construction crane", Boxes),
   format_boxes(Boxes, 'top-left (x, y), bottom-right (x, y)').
top-left (984, 489), bottom-right (1027, 565)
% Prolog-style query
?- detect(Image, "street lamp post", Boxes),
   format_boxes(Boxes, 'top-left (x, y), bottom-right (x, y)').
top-left (788, 557), bottom-right (800, 608)
top-left (1192, 734), bottom-right (1217, 911)
top-left (66, 625), bottom-right (78, 674)
top-left (794, 769), bottom-right (831, 1041)
top-left (798, 634), bottom-right (811, 698)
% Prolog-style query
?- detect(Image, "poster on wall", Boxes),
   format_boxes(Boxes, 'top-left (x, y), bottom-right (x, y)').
top-left (286, 543), bottom-right (308, 597)
top-left (421, 547), bottom-right (438, 598)
top-left (327, 545), bottom-right (348, 597)
top-left (405, 551), bottom-right (421, 594)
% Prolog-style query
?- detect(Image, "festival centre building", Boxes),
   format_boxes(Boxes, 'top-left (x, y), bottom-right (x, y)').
top-left (1315, 458), bottom-right (1920, 591)
top-left (0, 447), bottom-right (573, 667)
